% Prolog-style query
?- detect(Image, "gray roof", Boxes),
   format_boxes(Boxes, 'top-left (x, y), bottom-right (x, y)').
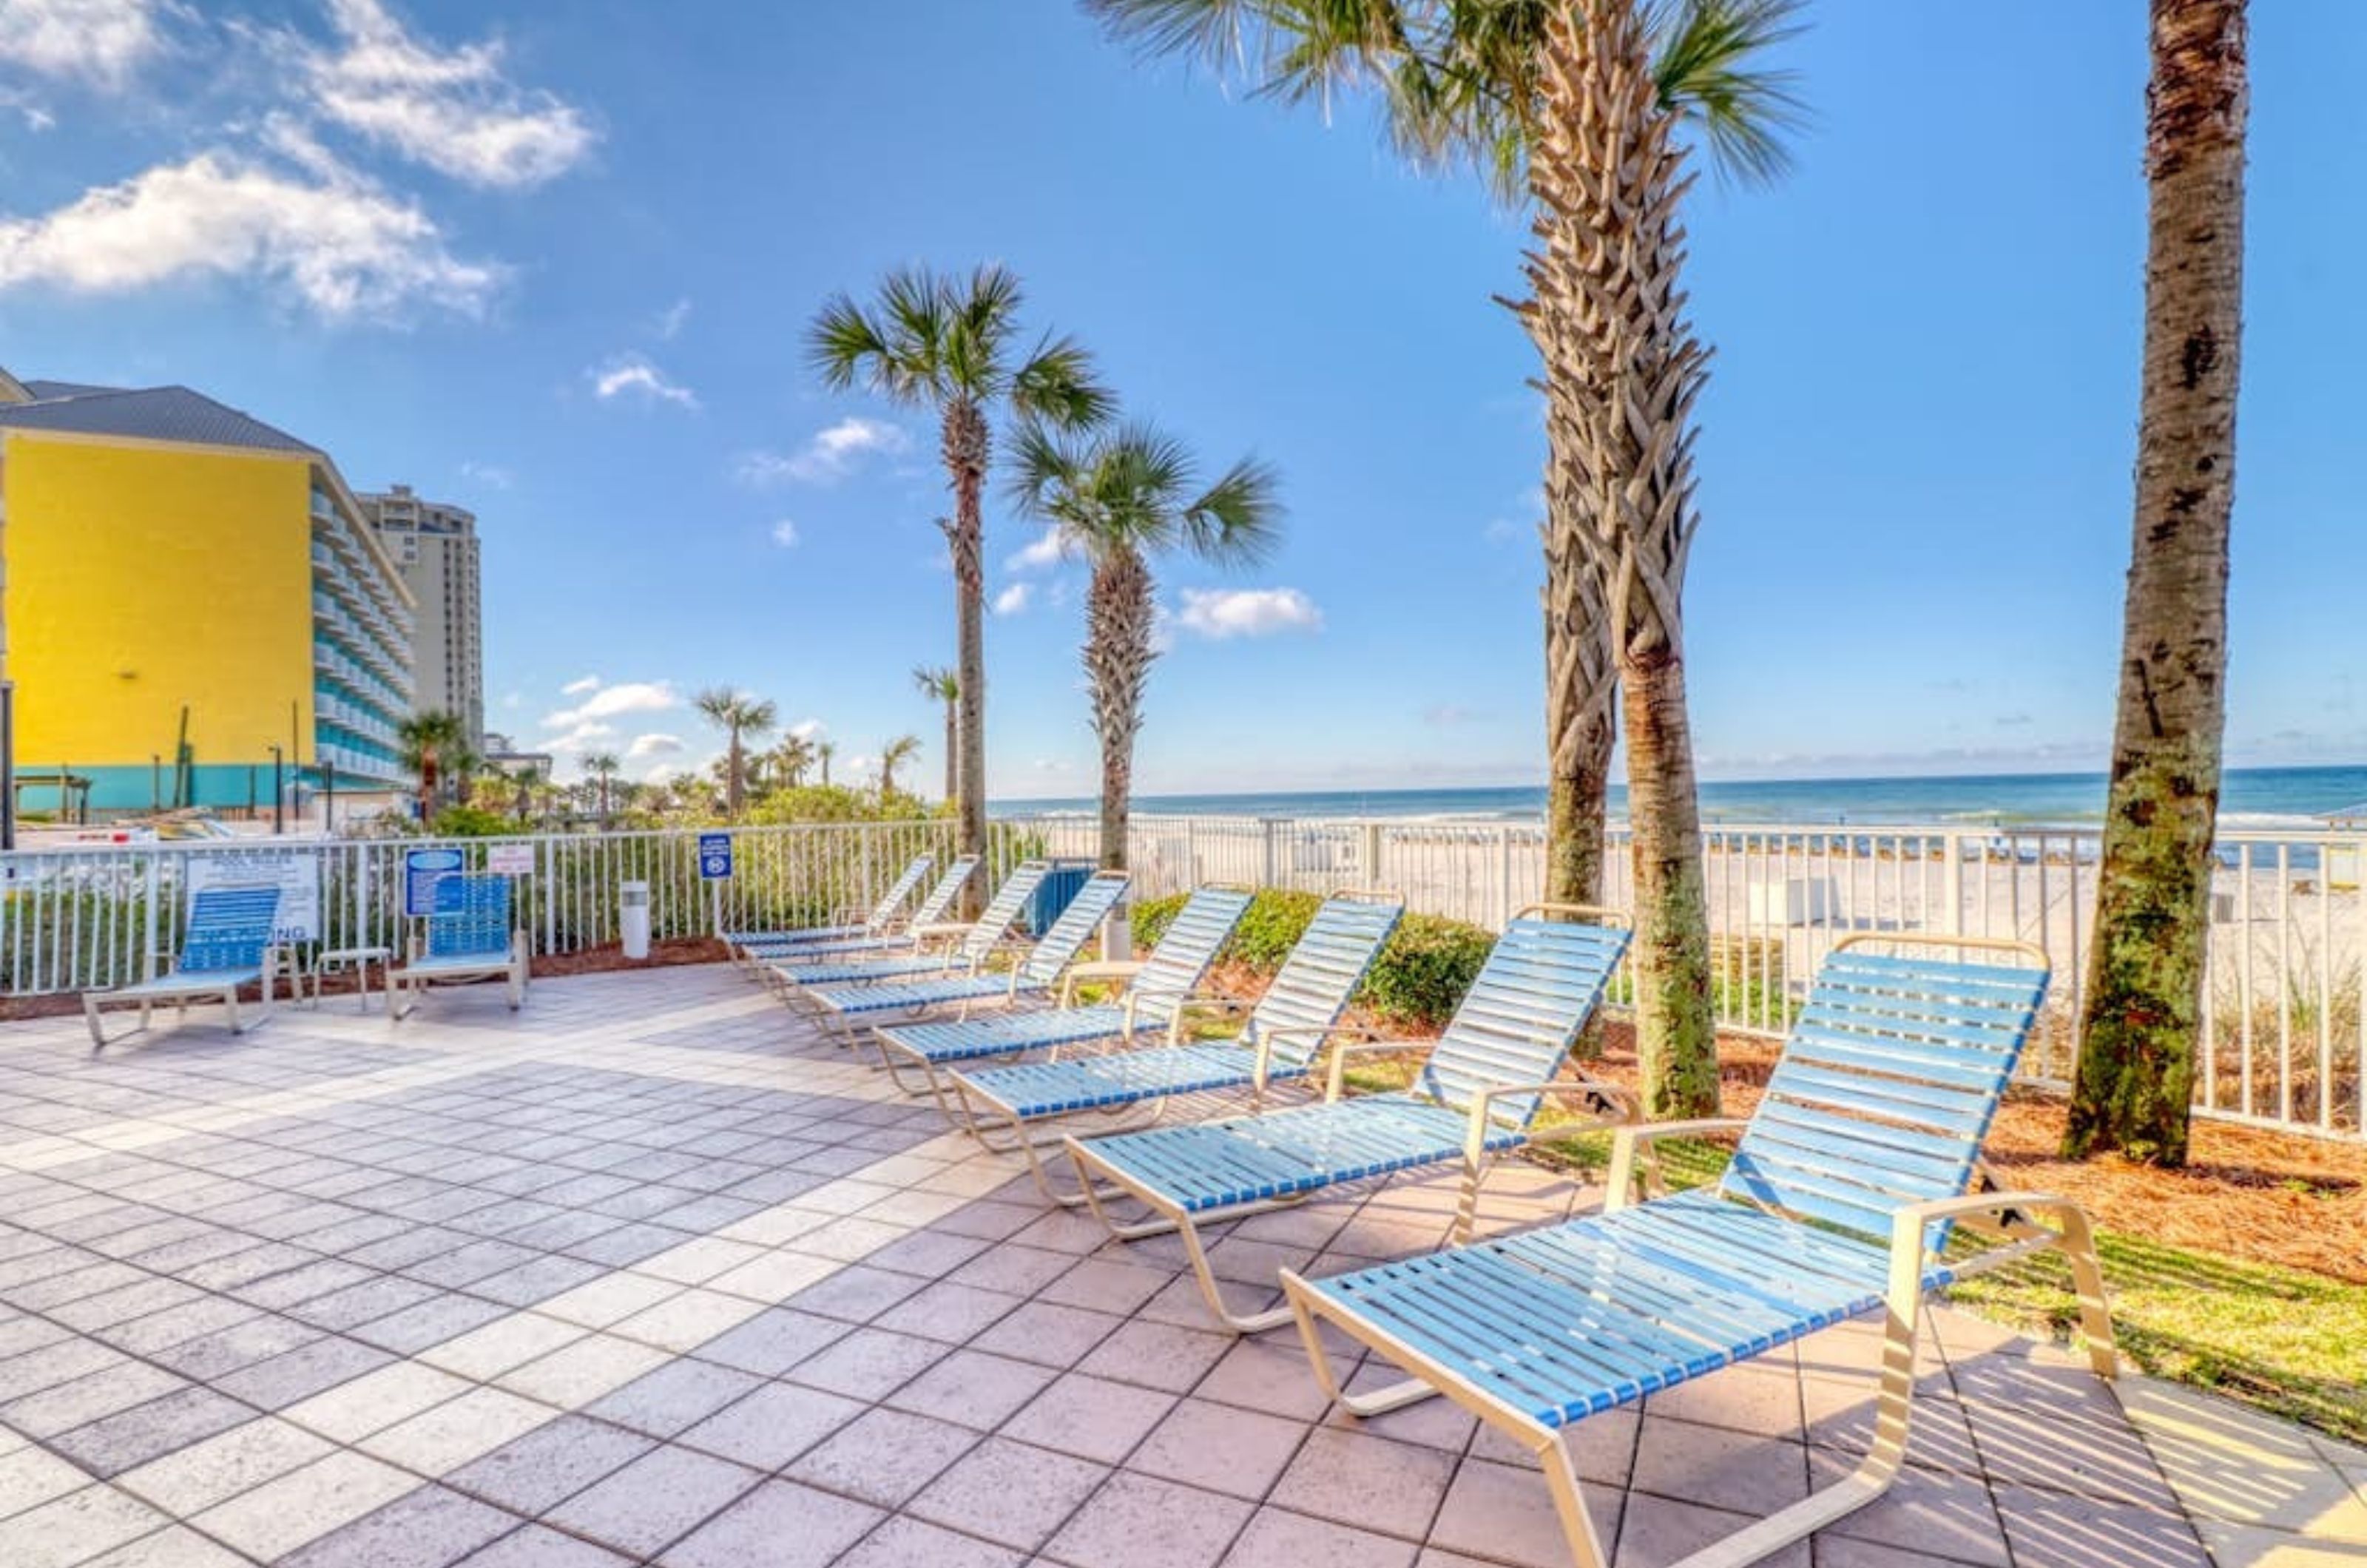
top-left (0, 385), bottom-right (317, 456)
top-left (20, 379), bottom-right (125, 400)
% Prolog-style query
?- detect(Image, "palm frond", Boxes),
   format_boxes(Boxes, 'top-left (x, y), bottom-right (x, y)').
top-left (1004, 419), bottom-right (1095, 521)
top-left (1084, 0), bottom-right (1263, 72)
top-left (1012, 334), bottom-right (1116, 431)
top-left (1647, 0), bottom-right (1806, 185)
top-left (803, 294), bottom-right (890, 391)
top-left (1182, 455), bottom-right (1284, 564)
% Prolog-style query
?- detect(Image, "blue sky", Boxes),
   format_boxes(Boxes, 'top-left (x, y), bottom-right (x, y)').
top-left (1, 1), bottom-right (2359, 794)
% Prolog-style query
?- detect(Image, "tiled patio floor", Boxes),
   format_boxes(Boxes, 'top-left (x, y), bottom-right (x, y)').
top-left (0, 965), bottom-right (2358, 1567)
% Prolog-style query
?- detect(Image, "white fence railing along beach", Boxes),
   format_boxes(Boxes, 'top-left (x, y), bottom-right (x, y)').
top-left (4, 813), bottom-right (2359, 1142)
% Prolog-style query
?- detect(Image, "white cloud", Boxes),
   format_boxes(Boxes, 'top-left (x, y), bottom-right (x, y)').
top-left (769, 518), bottom-right (800, 548)
top-left (459, 459), bottom-right (513, 490)
top-left (655, 297), bottom-right (690, 339)
top-left (542, 679), bottom-right (678, 729)
top-left (993, 582), bottom-right (1033, 616)
top-left (0, 143), bottom-right (502, 320)
top-left (298, 0), bottom-right (593, 189)
top-left (588, 352), bottom-right (696, 409)
top-left (1175, 587), bottom-right (1323, 640)
top-left (1006, 529), bottom-right (1068, 572)
top-left (0, 0), bottom-right (170, 89)
top-left (738, 416), bottom-right (909, 487)
top-left (626, 731), bottom-right (682, 760)
top-left (560, 675), bottom-right (601, 696)
top-left (790, 718), bottom-right (824, 741)
top-left (541, 720), bottom-right (616, 754)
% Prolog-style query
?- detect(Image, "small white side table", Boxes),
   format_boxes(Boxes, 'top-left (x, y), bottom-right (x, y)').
top-left (312, 946), bottom-right (394, 1012)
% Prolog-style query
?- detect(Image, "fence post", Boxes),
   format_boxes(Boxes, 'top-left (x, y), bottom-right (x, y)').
top-left (142, 854), bottom-right (161, 983)
top-left (541, 836), bottom-right (556, 958)
top-left (1498, 826), bottom-right (1513, 930)
top-left (1363, 822), bottom-right (1385, 893)
top-left (1260, 820), bottom-right (1280, 888)
top-left (1941, 831), bottom-right (1965, 936)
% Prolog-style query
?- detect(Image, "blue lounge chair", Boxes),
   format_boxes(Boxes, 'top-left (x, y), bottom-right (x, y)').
top-left (84, 885), bottom-right (283, 1049)
top-left (873, 884), bottom-right (1256, 1115)
top-left (950, 891), bottom-right (1405, 1201)
top-left (737, 854), bottom-right (981, 967)
top-left (391, 874), bottom-right (527, 1018)
top-left (725, 851), bottom-right (935, 962)
top-left (1280, 934), bottom-right (2113, 1568)
top-left (797, 870), bottom-right (1131, 1047)
top-left (1064, 908), bottom-right (1634, 1331)
top-left (764, 860), bottom-right (1050, 997)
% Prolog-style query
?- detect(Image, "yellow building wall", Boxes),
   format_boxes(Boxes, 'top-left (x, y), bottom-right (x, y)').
top-left (2, 434), bottom-right (316, 774)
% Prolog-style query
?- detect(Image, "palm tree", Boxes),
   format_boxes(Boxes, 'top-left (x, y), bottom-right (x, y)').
top-left (877, 734), bottom-right (922, 798)
top-left (768, 732), bottom-right (817, 791)
top-left (582, 751), bottom-right (622, 826)
top-left (396, 709), bottom-right (468, 821)
top-left (1088, 0), bottom-right (1800, 1119)
top-left (911, 666), bottom-right (959, 801)
top-left (817, 740), bottom-right (837, 789)
top-left (692, 688), bottom-right (779, 818)
top-left (1010, 419), bottom-right (1280, 874)
top-left (2067, 0), bottom-right (2247, 1169)
top-left (808, 266), bottom-right (1113, 908)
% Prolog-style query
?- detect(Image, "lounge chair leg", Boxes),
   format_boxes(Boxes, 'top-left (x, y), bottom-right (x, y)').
top-left (1537, 1433), bottom-right (1613, 1568)
top-left (1279, 1269), bottom-right (1437, 1416)
top-left (224, 993), bottom-right (243, 1035)
top-left (1169, 1207), bottom-right (1293, 1334)
top-left (84, 997), bottom-right (112, 1051)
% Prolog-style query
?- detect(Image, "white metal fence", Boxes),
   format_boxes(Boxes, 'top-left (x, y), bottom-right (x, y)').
top-left (4, 813), bottom-right (2359, 1141)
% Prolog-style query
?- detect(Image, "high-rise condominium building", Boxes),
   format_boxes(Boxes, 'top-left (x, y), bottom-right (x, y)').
top-left (359, 485), bottom-right (483, 751)
top-left (0, 369), bottom-right (414, 811)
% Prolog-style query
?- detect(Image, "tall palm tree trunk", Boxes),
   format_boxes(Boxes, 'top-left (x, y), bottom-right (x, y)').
top-left (2067, 0), bottom-right (2246, 1168)
top-left (941, 698), bottom-right (957, 802)
top-left (945, 399), bottom-right (990, 916)
top-left (1539, 470), bottom-right (1619, 916)
top-left (1536, 0), bottom-right (1718, 1118)
top-left (725, 731), bottom-right (744, 818)
top-left (1084, 547), bottom-right (1155, 874)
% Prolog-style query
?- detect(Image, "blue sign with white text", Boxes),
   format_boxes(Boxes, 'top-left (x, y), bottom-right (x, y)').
top-left (404, 848), bottom-right (465, 917)
top-left (698, 833), bottom-right (734, 881)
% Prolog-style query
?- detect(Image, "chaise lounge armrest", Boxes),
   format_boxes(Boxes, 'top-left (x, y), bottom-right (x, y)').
top-left (1604, 1116), bottom-right (1750, 1208)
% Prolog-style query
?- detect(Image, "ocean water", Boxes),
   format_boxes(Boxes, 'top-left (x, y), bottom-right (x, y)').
top-left (993, 765), bottom-right (2367, 831)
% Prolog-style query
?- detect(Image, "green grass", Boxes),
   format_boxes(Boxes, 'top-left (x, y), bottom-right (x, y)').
top-left (1346, 1058), bottom-right (2367, 1444)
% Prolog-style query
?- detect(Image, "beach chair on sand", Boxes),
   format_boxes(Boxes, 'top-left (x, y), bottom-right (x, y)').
top-left (795, 870), bottom-right (1131, 1047)
top-left (726, 851), bottom-right (934, 965)
top-left (948, 891), bottom-right (1405, 1201)
top-left (1280, 933), bottom-right (2112, 1568)
top-left (763, 861), bottom-right (1050, 998)
top-left (84, 885), bottom-right (283, 1050)
top-left (1064, 907), bottom-right (1634, 1332)
top-left (874, 883), bottom-right (1256, 1118)
top-left (392, 875), bottom-right (528, 1018)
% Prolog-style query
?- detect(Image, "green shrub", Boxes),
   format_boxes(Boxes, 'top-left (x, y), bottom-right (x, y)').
top-left (1363, 913), bottom-right (1495, 1030)
top-left (1128, 887), bottom-right (1493, 1033)
top-left (428, 804), bottom-right (517, 837)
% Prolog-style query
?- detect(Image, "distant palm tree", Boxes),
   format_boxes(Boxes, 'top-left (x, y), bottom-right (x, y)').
top-left (396, 709), bottom-right (468, 820)
top-left (768, 732), bottom-right (817, 790)
top-left (693, 688), bottom-right (778, 818)
top-left (911, 666), bottom-right (959, 800)
top-left (817, 740), bottom-right (837, 788)
top-left (808, 265), bottom-right (1112, 907)
top-left (2067, 0), bottom-right (2248, 1169)
top-left (582, 751), bottom-right (622, 825)
top-left (877, 734), bottom-right (922, 798)
top-left (1010, 419), bottom-right (1280, 872)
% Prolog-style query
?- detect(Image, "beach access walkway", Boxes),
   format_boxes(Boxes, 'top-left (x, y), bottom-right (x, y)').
top-left (0, 964), bottom-right (2357, 1567)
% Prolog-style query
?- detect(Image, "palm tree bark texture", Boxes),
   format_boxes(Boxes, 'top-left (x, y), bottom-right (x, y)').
top-left (1532, 0), bottom-right (1717, 1118)
top-left (1086, 546), bottom-right (1154, 872)
top-left (2067, 0), bottom-right (2246, 1168)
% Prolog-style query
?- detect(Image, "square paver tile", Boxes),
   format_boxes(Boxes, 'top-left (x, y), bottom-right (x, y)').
top-left (1224, 1506), bottom-right (1420, 1568)
top-left (541, 1444), bottom-right (761, 1559)
top-left (886, 1348), bottom-right (1056, 1430)
top-left (678, 1382), bottom-right (868, 1470)
top-left (1047, 1471), bottom-right (1253, 1568)
top-left (1132, 1397), bottom-right (1310, 1501)
top-left (655, 1478), bottom-right (883, 1568)
top-left (115, 1416), bottom-right (335, 1518)
top-left (445, 1416), bottom-right (654, 1515)
top-left (1, 1482), bottom-right (174, 1568)
top-left (834, 1515), bottom-right (1023, 1568)
top-left (191, 1449), bottom-right (419, 1562)
top-left (1270, 1427), bottom-right (1456, 1541)
top-left (47, 1385), bottom-right (254, 1478)
top-left (907, 1435), bottom-right (1110, 1553)
top-left (360, 1386), bottom-right (558, 1475)
top-left (786, 1407), bottom-right (982, 1508)
top-left (277, 1484), bottom-right (521, 1568)
top-left (1002, 1372), bottom-right (1178, 1464)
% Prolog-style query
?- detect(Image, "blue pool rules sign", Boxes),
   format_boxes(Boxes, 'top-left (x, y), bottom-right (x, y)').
top-left (698, 833), bottom-right (734, 881)
top-left (403, 848), bottom-right (464, 916)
